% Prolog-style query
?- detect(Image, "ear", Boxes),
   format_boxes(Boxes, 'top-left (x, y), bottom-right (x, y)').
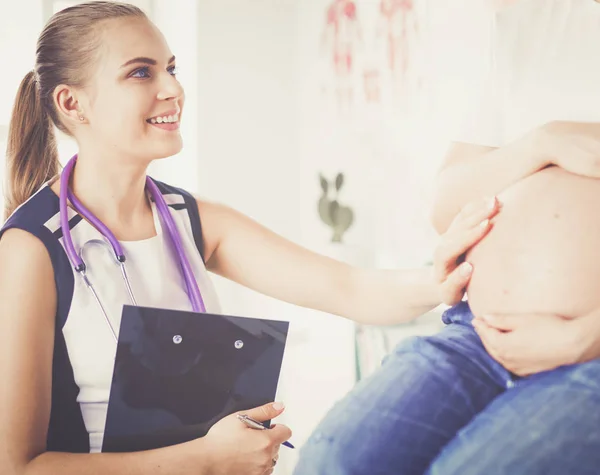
top-left (53, 84), bottom-right (87, 126)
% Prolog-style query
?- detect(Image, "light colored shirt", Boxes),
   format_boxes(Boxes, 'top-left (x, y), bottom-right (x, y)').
top-left (455, 0), bottom-right (600, 147)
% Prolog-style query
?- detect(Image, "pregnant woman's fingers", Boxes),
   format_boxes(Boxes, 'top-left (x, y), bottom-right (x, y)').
top-left (557, 152), bottom-right (600, 178)
top-left (440, 261), bottom-right (473, 305)
top-left (472, 313), bottom-right (576, 376)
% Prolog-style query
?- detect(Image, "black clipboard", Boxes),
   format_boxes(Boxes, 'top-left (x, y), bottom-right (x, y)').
top-left (101, 305), bottom-right (289, 452)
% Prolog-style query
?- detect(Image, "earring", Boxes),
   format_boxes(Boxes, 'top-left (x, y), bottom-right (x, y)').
top-left (79, 116), bottom-right (85, 121)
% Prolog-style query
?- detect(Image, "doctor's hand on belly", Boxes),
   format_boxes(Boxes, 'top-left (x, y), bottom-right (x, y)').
top-left (433, 195), bottom-right (501, 306)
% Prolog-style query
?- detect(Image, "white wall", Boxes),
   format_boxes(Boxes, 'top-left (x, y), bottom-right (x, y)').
top-left (192, 0), bottom-right (305, 318)
top-left (0, 0), bottom-right (45, 213)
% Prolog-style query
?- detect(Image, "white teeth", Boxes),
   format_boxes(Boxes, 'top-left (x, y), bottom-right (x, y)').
top-left (148, 114), bottom-right (179, 124)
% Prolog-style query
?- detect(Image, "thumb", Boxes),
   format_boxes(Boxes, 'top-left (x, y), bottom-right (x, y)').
top-left (440, 262), bottom-right (472, 305)
top-left (243, 401), bottom-right (285, 423)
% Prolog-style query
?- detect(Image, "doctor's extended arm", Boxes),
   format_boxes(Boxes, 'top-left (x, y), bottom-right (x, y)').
top-left (199, 196), bottom-right (498, 326)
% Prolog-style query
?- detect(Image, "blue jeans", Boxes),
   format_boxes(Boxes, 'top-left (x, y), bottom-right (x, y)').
top-left (293, 302), bottom-right (600, 475)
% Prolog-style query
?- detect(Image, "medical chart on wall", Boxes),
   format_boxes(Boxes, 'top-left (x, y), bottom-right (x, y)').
top-left (377, 0), bottom-right (421, 98)
top-left (321, 0), bottom-right (363, 113)
top-left (300, 0), bottom-right (490, 263)
top-left (319, 0), bottom-right (424, 116)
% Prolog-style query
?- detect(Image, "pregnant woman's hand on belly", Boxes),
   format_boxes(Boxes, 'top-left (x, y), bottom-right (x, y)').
top-left (433, 196), bottom-right (500, 306)
top-left (472, 313), bottom-right (580, 376)
top-left (537, 121), bottom-right (600, 178)
top-left (474, 305), bottom-right (600, 376)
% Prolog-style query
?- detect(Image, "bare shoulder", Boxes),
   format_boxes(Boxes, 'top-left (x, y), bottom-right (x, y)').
top-left (0, 227), bottom-right (56, 317)
top-left (194, 197), bottom-right (236, 266)
top-left (0, 227), bottom-right (53, 268)
top-left (194, 197), bottom-right (259, 267)
top-left (195, 197), bottom-right (239, 218)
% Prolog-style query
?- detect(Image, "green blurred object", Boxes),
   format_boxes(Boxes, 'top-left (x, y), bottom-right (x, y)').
top-left (318, 172), bottom-right (354, 243)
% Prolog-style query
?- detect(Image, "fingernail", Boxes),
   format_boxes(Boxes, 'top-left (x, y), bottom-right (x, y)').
top-left (460, 262), bottom-right (473, 276)
top-left (272, 402), bottom-right (285, 411)
top-left (480, 219), bottom-right (489, 229)
top-left (488, 197), bottom-right (497, 210)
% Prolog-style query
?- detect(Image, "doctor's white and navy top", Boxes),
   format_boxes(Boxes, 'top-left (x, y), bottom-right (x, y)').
top-left (0, 179), bottom-right (222, 453)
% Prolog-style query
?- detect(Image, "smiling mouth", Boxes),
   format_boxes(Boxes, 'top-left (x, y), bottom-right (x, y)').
top-left (146, 112), bottom-right (180, 124)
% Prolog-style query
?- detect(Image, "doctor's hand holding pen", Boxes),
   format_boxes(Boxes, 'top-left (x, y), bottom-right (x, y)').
top-left (165, 402), bottom-right (289, 475)
top-left (201, 402), bottom-right (290, 475)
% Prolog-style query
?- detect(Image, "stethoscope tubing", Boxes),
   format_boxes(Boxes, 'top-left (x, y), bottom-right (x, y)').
top-left (58, 155), bottom-right (207, 342)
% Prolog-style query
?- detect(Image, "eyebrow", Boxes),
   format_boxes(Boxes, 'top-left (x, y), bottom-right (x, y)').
top-left (120, 55), bottom-right (176, 68)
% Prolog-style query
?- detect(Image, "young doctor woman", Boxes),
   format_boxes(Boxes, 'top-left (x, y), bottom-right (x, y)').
top-left (0, 2), bottom-right (497, 475)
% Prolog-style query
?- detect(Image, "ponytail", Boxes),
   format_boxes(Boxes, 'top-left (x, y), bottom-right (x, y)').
top-left (4, 71), bottom-right (58, 219)
top-left (3, 2), bottom-right (146, 220)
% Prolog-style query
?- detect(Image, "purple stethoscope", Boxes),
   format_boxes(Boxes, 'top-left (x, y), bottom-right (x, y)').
top-left (59, 156), bottom-right (207, 342)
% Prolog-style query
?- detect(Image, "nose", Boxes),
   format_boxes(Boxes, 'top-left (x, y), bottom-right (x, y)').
top-left (156, 72), bottom-right (184, 102)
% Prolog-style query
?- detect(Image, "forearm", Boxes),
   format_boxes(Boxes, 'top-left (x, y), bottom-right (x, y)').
top-left (341, 267), bottom-right (441, 326)
top-left (23, 440), bottom-right (207, 475)
top-left (431, 135), bottom-right (544, 234)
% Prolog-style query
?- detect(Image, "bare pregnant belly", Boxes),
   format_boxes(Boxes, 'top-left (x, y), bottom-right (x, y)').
top-left (466, 166), bottom-right (600, 319)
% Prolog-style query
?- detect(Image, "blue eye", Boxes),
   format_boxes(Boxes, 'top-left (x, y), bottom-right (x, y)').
top-left (130, 66), bottom-right (151, 79)
top-left (129, 65), bottom-right (178, 79)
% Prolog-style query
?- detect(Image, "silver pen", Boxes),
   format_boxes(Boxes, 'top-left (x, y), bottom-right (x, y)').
top-left (236, 413), bottom-right (295, 448)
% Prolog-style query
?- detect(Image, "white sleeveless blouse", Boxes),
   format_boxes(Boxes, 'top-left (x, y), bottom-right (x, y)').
top-left (43, 187), bottom-right (222, 452)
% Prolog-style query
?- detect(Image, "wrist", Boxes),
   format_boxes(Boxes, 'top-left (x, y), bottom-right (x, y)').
top-left (174, 438), bottom-right (212, 475)
top-left (522, 123), bottom-right (553, 171)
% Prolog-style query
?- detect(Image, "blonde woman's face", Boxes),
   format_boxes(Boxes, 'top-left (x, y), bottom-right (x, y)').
top-left (80, 17), bottom-right (185, 164)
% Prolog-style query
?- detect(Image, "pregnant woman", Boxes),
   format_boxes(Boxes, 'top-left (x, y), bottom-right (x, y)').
top-left (294, 1), bottom-right (600, 474)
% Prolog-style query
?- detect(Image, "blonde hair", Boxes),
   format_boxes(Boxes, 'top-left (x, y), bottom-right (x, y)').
top-left (4, 1), bottom-right (146, 218)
